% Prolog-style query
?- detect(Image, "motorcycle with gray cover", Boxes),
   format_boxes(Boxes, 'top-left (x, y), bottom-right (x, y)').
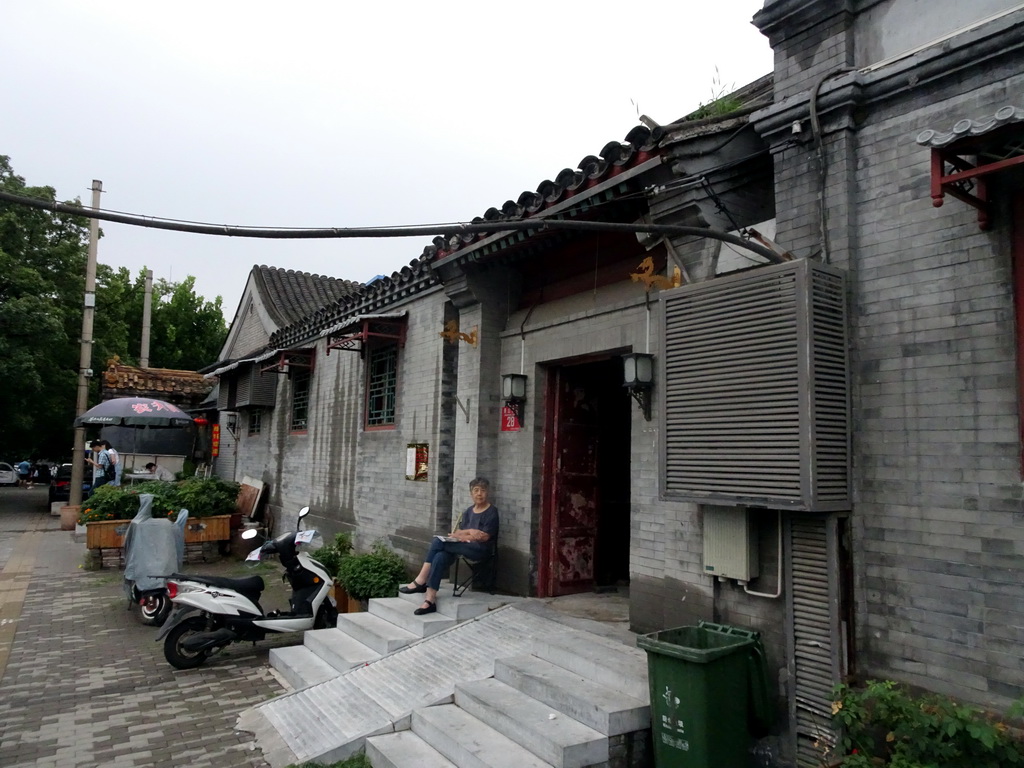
top-left (156, 506), bottom-right (337, 669)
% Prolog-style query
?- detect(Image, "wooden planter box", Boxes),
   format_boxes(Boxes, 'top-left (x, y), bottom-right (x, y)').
top-left (86, 519), bottom-right (131, 549)
top-left (86, 514), bottom-right (231, 549)
top-left (182, 515), bottom-right (231, 543)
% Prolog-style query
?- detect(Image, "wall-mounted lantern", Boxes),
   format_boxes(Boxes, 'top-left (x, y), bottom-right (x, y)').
top-left (502, 373), bottom-right (528, 423)
top-left (622, 352), bottom-right (654, 421)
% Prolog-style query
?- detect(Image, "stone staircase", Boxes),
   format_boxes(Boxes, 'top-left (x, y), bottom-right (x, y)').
top-left (268, 586), bottom-right (502, 689)
top-left (240, 586), bottom-right (652, 768)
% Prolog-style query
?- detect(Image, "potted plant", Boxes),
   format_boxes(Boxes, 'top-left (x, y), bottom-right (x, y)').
top-left (311, 531), bottom-right (353, 611)
top-left (337, 540), bottom-right (405, 610)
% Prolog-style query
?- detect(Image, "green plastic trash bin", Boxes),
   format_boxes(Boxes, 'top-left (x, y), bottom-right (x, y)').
top-left (637, 621), bottom-right (773, 768)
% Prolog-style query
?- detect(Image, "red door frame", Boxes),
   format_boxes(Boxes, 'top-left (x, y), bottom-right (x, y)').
top-left (539, 354), bottom-right (620, 597)
top-left (1014, 192), bottom-right (1024, 475)
top-left (538, 369), bottom-right (559, 597)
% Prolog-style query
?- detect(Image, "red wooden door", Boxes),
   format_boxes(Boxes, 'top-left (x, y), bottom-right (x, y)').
top-left (546, 367), bottom-right (600, 596)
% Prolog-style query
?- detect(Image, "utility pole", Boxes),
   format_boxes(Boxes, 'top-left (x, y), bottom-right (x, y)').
top-left (69, 180), bottom-right (102, 510)
top-left (140, 269), bottom-right (153, 368)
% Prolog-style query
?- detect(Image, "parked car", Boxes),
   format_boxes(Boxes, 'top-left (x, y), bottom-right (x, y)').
top-left (49, 463), bottom-right (91, 504)
top-left (0, 462), bottom-right (17, 487)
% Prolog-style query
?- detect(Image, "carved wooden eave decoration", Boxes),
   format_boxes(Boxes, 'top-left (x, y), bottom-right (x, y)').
top-left (917, 106), bottom-right (1024, 230)
top-left (322, 312), bottom-right (408, 356)
top-left (260, 349), bottom-right (315, 375)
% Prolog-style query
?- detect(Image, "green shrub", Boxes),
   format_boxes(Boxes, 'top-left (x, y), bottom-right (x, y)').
top-left (832, 680), bottom-right (1024, 767)
top-left (311, 531), bottom-right (353, 579)
top-left (77, 477), bottom-right (239, 524)
top-left (338, 540), bottom-right (405, 601)
top-left (173, 475), bottom-right (239, 517)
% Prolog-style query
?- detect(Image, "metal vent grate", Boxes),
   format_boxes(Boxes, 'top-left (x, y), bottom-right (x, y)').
top-left (234, 364), bottom-right (278, 409)
top-left (789, 515), bottom-right (838, 766)
top-left (660, 259), bottom-right (849, 511)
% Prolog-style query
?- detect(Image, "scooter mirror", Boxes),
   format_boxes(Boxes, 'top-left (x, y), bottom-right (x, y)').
top-left (298, 506), bottom-right (310, 519)
top-left (241, 528), bottom-right (259, 540)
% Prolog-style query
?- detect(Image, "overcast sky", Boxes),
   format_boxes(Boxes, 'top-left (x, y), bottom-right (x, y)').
top-left (3, 1), bottom-right (773, 318)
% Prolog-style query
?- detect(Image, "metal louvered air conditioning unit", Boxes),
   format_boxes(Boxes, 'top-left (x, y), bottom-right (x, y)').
top-left (660, 258), bottom-right (849, 511)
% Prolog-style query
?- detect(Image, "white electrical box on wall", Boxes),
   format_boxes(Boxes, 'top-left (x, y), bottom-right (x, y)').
top-left (703, 506), bottom-right (758, 582)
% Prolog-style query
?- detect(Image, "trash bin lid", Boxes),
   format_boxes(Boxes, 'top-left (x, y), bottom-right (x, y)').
top-left (637, 623), bottom-right (754, 663)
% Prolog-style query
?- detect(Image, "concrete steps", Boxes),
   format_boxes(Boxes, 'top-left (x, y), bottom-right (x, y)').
top-left (494, 655), bottom-right (650, 736)
top-left (270, 581), bottom-right (501, 690)
top-left (245, 603), bottom-right (652, 768)
top-left (363, 627), bottom-right (650, 768)
top-left (454, 678), bottom-right (608, 768)
top-left (268, 645), bottom-right (343, 689)
top-left (365, 729), bottom-right (456, 768)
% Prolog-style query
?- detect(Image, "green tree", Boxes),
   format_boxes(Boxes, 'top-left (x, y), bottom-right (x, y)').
top-left (0, 156), bottom-right (89, 459)
top-left (92, 270), bottom-right (226, 371)
top-left (0, 156), bottom-right (227, 460)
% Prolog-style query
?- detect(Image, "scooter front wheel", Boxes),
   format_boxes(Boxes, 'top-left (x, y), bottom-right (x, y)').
top-left (139, 594), bottom-right (171, 626)
top-left (164, 616), bottom-right (211, 669)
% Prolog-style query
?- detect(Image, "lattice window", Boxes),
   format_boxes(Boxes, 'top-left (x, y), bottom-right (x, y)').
top-left (366, 343), bottom-right (398, 428)
top-left (290, 370), bottom-right (311, 432)
top-left (247, 409), bottom-right (262, 436)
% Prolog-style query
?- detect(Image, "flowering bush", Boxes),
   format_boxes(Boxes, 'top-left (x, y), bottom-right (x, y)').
top-left (77, 477), bottom-right (239, 525)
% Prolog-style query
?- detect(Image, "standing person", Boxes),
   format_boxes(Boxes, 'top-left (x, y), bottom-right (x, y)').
top-left (16, 459), bottom-right (30, 488)
top-left (86, 440), bottom-right (113, 493)
top-left (103, 441), bottom-right (122, 486)
top-left (399, 477), bottom-right (499, 615)
top-left (144, 462), bottom-right (176, 482)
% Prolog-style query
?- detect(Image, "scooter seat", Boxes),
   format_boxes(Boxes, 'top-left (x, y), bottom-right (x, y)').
top-left (177, 574), bottom-right (266, 602)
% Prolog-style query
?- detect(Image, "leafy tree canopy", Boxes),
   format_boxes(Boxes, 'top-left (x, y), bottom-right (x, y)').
top-left (0, 156), bottom-right (227, 461)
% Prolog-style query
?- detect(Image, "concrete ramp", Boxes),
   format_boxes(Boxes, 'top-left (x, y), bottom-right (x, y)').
top-left (240, 605), bottom-right (633, 767)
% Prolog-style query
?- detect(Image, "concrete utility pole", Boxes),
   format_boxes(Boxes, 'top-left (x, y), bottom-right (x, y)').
top-left (69, 180), bottom-right (102, 510)
top-left (140, 269), bottom-right (153, 368)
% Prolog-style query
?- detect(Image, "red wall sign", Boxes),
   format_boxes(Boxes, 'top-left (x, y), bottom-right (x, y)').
top-left (501, 405), bottom-right (521, 432)
top-left (211, 423), bottom-right (221, 457)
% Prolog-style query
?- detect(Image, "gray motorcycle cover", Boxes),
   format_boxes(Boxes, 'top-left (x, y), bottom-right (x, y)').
top-left (123, 493), bottom-right (189, 595)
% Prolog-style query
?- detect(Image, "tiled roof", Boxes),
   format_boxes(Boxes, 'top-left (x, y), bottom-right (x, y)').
top-left (101, 358), bottom-right (214, 406)
top-left (270, 255), bottom-right (437, 349)
top-left (417, 125), bottom-right (662, 263)
top-left (261, 82), bottom-right (775, 351)
top-left (254, 266), bottom-right (361, 328)
top-left (916, 105), bottom-right (1024, 148)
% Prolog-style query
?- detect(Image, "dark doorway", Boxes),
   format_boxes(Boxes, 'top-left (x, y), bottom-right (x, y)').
top-left (540, 357), bottom-right (631, 596)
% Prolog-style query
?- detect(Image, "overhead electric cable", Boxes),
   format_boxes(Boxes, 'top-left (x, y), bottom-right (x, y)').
top-left (0, 188), bottom-right (784, 263)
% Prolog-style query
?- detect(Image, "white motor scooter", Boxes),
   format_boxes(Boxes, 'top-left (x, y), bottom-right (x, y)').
top-left (156, 506), bottom-right (337, 669)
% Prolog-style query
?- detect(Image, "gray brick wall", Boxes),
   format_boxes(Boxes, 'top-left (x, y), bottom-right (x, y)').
top-left (764, 4), bottom-right (1024, 709)
top-left (230, 289), bottom-right (451, 569)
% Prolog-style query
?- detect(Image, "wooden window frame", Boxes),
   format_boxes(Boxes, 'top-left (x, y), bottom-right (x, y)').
top-left (247, 409), bottom-right (263, 436)
top-left (290, 369), bottom-right (311, 433)
top-left (365, 342), bottom-right (398, 430)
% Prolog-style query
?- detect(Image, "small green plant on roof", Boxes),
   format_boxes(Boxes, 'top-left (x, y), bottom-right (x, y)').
top-left (687, 66), bottom-right (742, 121)
top-left (77, 477), bottom-right (240, 524)
top-left (828, 679), bottom-right (1024, 767)
top-left (337, 539), bottom-right (405, 602)
top-left (310, 531), bottom-right (353, 579)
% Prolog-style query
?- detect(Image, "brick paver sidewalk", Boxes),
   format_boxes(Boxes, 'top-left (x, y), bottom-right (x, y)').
top-left (0, 491), bottom-right (294, 768)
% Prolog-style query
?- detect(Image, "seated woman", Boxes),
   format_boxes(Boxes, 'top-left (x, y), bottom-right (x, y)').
top-left (400, 476), bottom-right (498, 615)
